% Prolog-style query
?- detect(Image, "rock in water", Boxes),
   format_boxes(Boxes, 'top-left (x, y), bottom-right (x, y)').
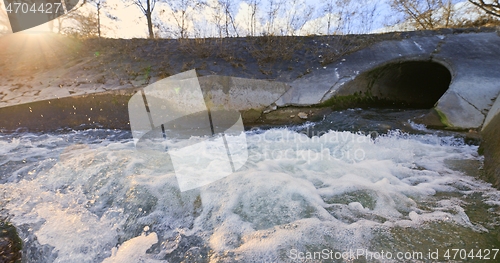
top-left (298, 112), bottom-right (308, 119)
top-left (0, 221), bottom-right (22, 263)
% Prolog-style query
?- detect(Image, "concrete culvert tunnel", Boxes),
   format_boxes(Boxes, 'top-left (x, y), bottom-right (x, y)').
top-left (339, 61), bottom-right (452, 108)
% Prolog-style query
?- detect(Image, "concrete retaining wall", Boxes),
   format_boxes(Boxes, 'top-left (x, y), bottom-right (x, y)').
top-left (480, 94), bottom-right (500, 189)
top-left (0, 75), bottom-right (289, 131)
top-left (198, 75), bottom-right (290, 122)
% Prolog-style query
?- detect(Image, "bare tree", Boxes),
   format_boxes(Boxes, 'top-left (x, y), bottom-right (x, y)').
top-left (322, 0), bottom-right (338, 35)
top-left (263, 0), bottom-right (282, 35)
top-left (390, 0), bottom-right (457, 30)
top-left (50, 12), bottom-right (76, 34)
top-left (321, 0), bottom-right (367, 35)
top-left (356, 0), bottom-right (379, 33)
top-left (87, 0), bottom-right (117, 38)
top-left (243, 0), bottom-right (259, 36)
top-left (168, 0), bottom-right (204, 38)
top-left (469, 0), bottom-right (500, 18)
top-left (282, 0), bottom-right (313, 36)
top-left (62, 9), bottom-right (100, 38)
top-left (210, 0), bottom-right (239, 37)
top-left (210, 0), bottom-right (224, 37)
top-left (132, 0), bottom-right (157, 38)
top-left (322, 0), bottom-right (356, 35)
top-left (221, 0), bottom-right (238, 37)
top-left (54, 1), bottom-right (116, 38)
top-left (45, 0), bottom-right (88, 34)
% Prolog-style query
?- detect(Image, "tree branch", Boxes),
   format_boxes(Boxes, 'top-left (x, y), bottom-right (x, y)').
top-left (469, 0), bottom-right (500, 18)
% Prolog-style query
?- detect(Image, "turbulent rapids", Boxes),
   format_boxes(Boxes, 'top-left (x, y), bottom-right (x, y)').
top-left (0, 109), bottom-right (499, 263)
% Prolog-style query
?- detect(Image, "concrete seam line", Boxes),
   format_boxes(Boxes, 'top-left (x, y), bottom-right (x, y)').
top-left (269, 83), bottom-right (293, 107)
top-left (456, 92), bottom-right (486, 118)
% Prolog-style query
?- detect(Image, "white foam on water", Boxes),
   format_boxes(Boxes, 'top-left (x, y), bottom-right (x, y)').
top-left (0, 128), bottom-right (499, 262)
top-left (0, 137), bottom-right (20, 155)
top-left (407, 120), bottom-right (428, 132)
top-left (102, 232), bottom-right (162, 263)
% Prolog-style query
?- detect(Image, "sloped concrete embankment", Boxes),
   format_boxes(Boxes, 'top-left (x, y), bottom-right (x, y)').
top-left (277, 29), bottom-right (500, 130)
top-left (480, 95), bottom-right (500, 189)
top-left (0, 76), bottom-right (289, 131)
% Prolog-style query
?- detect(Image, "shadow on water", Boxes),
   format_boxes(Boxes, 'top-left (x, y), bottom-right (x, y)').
top-left (263, 108), bottom-right (481, 145)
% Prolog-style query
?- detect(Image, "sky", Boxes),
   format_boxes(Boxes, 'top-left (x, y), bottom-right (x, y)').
top-left (0, 0), bottom-right (491, 38)
top-left (117, 0), bottom-right (392, 37)
top-left (0, 0), bottom-right (391, 37)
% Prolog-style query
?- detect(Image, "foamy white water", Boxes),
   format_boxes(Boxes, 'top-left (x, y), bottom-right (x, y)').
top-left (0, 128), bottom-right (499, 262)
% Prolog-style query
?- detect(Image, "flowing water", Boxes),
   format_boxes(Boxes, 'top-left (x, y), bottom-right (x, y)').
top-left (0, 109), bottom-right (499, 263)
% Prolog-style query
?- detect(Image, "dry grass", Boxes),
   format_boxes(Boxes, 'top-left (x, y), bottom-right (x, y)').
top-left (318, 35), bottom-right (375, 66)
top-left (178, 38), bottom-right (218, 58)
top-left (181, 60), bottom-right (195, 72)
top-left (247, 35), bottom-right (304, 65)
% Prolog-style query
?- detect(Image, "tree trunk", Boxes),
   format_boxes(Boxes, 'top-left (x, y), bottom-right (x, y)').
top-left (147, 0), bottom-right (154, 38)
top-left (147, 13), bottom-right (154, 38)
top-left (97, 2), bottom-right (101, 38)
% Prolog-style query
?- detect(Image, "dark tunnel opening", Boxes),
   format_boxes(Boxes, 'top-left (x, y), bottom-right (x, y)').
top-left (337, 61), bottom-right (452, 109)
